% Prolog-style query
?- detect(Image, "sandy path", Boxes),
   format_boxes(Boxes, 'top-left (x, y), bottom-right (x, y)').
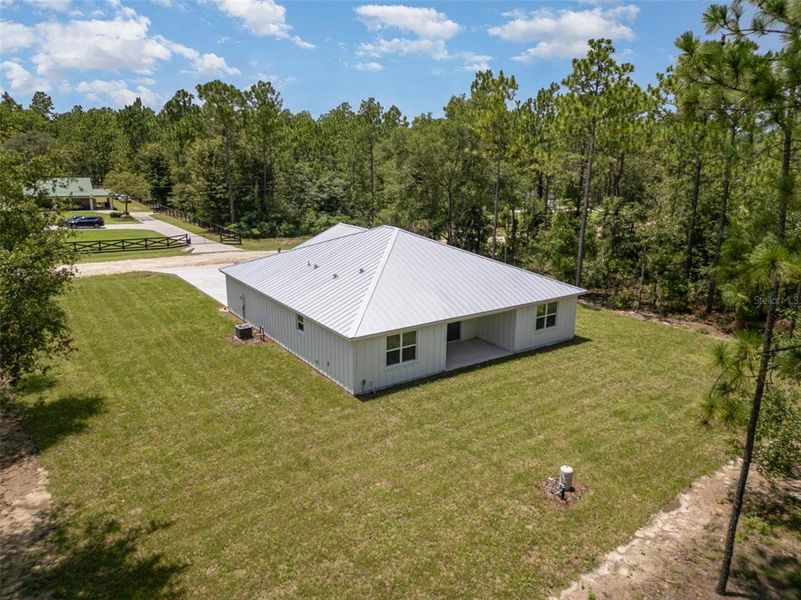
top-left (554, 461), bottom-right (740, 599)
top-left (75, 250), bottom-right (273, 277)
top-left (0, 411), bottom-right (52, 600)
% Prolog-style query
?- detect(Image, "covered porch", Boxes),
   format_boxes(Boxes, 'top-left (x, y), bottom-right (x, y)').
top-left (445, 338), bottom-right (511, 371)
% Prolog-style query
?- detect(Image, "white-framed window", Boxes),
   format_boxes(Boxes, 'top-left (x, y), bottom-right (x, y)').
top-left (296, 314), bottom-right (305, 333)
top-left (535, 302), bottom-right (558, 330)
top-left (386, 330), bottom-right (416, 366)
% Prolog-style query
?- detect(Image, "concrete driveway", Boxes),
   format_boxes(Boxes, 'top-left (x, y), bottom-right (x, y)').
top-left (104, 212), bottom-right (241, 254)
top-left (154, 266), bottom-right (229, 305)
top-left (75, 250), bottom-right (273, 306)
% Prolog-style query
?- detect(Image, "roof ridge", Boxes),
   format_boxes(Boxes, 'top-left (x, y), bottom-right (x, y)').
top-left (393, 227), bottom-right (586, 294)
top-left (349, 227), bottom-right (399, 337)
top-left (219, 224), bottom-right (370, 274)
top-left (291, 224), bottom-right (367, 252)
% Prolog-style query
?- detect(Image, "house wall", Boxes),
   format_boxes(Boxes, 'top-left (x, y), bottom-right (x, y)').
top-left (474, 311), bottom-right (517, 350)
top-left (352, 323), bottom-right (447, 394)
top-left (225, 276), bottom-right (355, 393)
top-left (513, 295), bottom-right (578, 352)
top-left (226, 276), bottom-right (579, 396)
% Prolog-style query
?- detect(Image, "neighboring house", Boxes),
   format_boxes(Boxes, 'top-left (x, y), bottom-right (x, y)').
top-left (25, 177), bottom-right (111, 210)
top-left (221, 224), bottom-right (585, 395)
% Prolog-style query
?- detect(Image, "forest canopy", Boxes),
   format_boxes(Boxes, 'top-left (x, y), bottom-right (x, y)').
top-left (1, 32), bottom-right (798, 325)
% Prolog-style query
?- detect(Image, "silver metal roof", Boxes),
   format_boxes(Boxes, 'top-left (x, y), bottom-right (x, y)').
top-left (222, 225), bottom-right (585, 339)
top-left (295, 223), bottom-right (366, 249)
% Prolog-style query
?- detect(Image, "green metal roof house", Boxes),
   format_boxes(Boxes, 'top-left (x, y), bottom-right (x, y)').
top-left (26, 177), bottom-right (111, 210)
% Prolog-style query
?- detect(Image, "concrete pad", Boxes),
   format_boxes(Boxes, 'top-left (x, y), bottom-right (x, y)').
top-left (445, 338), bottom-right (511, 371)
top-left (154, 266), bottom-right (230, 305)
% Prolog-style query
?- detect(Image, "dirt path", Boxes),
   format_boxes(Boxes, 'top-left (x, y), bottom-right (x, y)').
top-left (75, 250), bottom-right (273, 277)
top-left (554, 461), bottom-right (801, 599)
top-left (0, 410), bottom-right (52, 600)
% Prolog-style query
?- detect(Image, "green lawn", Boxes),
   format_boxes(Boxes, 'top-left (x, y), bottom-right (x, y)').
top-left (151, 214), bottom-right (307, 250)
top-left (13, 274), bottom-right (728, 599)
top-left (67, 229), bottom-right (190, 263)
top-left (67, 228), bottom-right (164, 242)
top-left (63, 210), bottom-right (137, 224)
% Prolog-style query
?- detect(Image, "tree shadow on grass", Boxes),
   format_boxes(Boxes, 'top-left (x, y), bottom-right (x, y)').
top-left (731, 546), bottom-right (801, 599)
top-left (2, 394), bottom-right (105, 459)
top-left (727, 477), bottom-right (801, 599)
top-left (24, 515), bottom-right (187, 599)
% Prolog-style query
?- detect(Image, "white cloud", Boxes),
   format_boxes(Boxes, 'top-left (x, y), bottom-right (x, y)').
top-left (192, 52), bottom-right (240, 75)
top-left (3, 11), bottom-right (239, 82)
top-left (0, 21), bottom-right (36, 52)
top-left (215, 0), bottom-right (314, 48)
top-left (160, 38), bottom-right (240, 75)
top-left (354, 4), bottom-right (459, 61)
top-left (489, 5), bottom-right (638, 61)
top-left (357, 37), bottom-right (448, 60)
top-left (459, 52), bottom-right (491, 72)
top-left (355, 5), bottom-right (459, 40)
top-left (76, 78), bottom-right (160, 107)
top-left (24, 0), bottom-right (71, 12)
top-left (353, 61), bottom-right (383, 72)
top-left (33, 16), bottom-right (172, 77)
top-left (1, 60), bottom-right (50, 92)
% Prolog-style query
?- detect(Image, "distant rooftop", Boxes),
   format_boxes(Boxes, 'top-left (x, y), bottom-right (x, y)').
top-left (25, 177), bottom-right (109, 198)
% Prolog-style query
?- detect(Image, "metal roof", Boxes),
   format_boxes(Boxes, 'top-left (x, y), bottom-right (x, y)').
top-left (25, 178), bottom-right (109, 198)
top-left (295, 223), bottom-right (366, 249)
top-left (222, 225), bottom-right (585, 339)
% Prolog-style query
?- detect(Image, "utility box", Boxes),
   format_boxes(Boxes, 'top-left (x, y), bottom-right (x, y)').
top-left (235, 323), bottom-right (253, 341)
top-left (560, 465), bottom-right (573, 490)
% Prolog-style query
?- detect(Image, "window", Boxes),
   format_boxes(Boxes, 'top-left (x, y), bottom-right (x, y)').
top-left (535, 302), bottom-right (558, 330)
top-left (386, 331), bottom-right (416, 366)
top-left (296, 314), bottom-right (305, 333)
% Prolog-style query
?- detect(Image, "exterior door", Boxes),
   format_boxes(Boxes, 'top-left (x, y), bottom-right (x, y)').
top-left (447, 321), bottom-right (461, 342)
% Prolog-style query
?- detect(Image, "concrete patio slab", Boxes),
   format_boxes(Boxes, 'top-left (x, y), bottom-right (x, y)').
top-left (445, 338), bottom-right (511, 371)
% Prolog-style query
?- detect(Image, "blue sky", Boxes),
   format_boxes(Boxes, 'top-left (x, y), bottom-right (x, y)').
top-left (0, 0), bottom-right (713, 117)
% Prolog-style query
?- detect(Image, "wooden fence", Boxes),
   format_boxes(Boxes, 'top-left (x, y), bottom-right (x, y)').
top-left (143, 201), bottom-right (242, 245)
top-left (66, 234), bottom-right (191, 254)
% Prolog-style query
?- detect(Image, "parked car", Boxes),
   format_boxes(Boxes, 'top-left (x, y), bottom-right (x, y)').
top-left (64, 215), bottom-right (105, 228)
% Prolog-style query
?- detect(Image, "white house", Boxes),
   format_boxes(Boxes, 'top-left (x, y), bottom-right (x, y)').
top-left (221, 224), bottom-right (585, 394)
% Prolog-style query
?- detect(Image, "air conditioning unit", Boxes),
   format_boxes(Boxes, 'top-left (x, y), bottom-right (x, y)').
top-left (235, 323), bottom-right (253, 340)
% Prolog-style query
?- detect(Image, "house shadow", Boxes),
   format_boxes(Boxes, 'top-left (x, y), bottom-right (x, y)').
top-left (21, 515), bottom-right (187, 599)
top-left (358, 335), bottom-right (592, 401)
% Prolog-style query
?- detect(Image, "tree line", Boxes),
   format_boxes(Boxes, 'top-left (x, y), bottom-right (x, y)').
top-left (1, 10), bottom-right (799, 329)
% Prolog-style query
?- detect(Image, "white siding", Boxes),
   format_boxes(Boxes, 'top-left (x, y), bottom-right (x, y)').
top-left (475, 311), bottom-right (517, 350)
top-left (513, 295), bottom-right (578, 352)
top-left (459, 318), bottom-right (478, 341)
top-left (226, 276), bottom-right (355, 393)
top-left (352, 323), bottom-right (447, 394)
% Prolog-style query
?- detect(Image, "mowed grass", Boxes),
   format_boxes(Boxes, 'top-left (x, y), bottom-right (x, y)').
top-left (15, 274), bottom-right (728, 599)
top-left (66, 228), bottom-right (165, 242)
top-left (66, 228), bottom-right (190, 263)
top-left (152, 214), bottom-right (308, 251)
